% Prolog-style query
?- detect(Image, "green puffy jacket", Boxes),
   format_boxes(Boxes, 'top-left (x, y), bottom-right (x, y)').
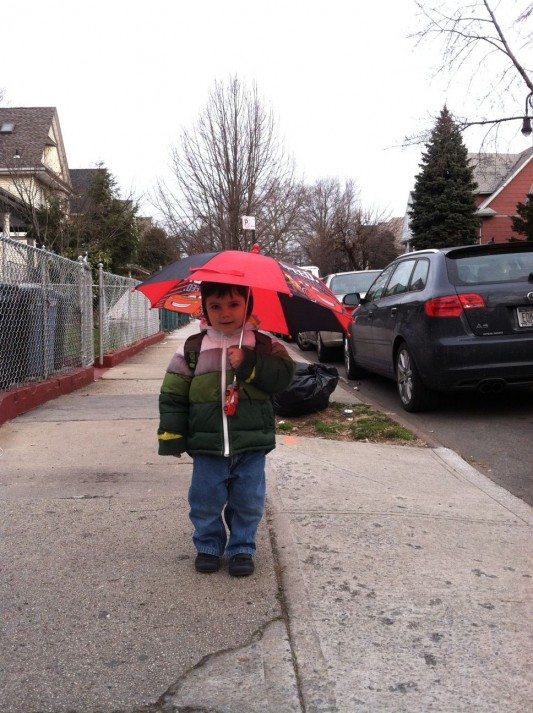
top-left (158, 324), bottom-right (295, 457)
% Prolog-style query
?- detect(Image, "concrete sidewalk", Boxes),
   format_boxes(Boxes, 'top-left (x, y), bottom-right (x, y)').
top-left (1, 323), bottom-right (531, 713)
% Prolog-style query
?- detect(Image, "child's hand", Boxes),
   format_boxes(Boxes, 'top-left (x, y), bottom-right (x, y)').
top-left (227, 346), bottom-right (244, 369)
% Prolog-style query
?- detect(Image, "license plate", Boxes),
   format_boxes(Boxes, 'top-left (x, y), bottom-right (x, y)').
top-left (517, 306), bottom-right (533, 327)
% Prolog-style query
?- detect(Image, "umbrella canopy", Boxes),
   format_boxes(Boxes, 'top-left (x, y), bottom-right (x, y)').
top-left (135, 249), bottom-right (351, 336)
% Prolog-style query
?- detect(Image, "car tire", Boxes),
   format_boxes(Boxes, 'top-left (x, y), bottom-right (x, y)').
top-left (344, 337), bottom-right (366, 379)
top-left (317, 333), bottom-right (332, 363)
top-left (296, 332), bottom-right (314, 351)
top-left (395, 343), bottom-right (433, 412)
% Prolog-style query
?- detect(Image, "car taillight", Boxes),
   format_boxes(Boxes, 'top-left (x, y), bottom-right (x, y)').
top-left (424, 293), bottom-right (485, 318)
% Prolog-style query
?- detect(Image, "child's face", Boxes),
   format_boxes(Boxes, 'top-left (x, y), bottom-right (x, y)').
top-left (205, 290), bottom-right (247, 336)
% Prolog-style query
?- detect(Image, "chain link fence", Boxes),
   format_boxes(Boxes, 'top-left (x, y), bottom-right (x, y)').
top-left (0, 236), bottom-right (176, 392)
top-left (0, 235), bottom-right (94, 391)
top-left (160, 309), bottom-right (190, 332)
top-left (96, 264), bottom-right (160, 365)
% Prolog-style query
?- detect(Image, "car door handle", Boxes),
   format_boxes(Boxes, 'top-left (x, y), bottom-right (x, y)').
top-left (390, 307), bottom-right (398, 315)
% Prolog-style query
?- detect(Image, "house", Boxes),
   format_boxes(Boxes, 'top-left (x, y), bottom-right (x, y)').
top-left (402, 146), bottom-right (533, 250)
top-left (471, 148), bottom-right (533, 243)
top-left (0, 107), bottom-right (72, 245)
top-left (383, 216), bottom-right (404, 252)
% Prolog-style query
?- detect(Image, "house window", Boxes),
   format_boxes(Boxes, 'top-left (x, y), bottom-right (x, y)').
top-left (0, 122), bottom-right (15, 133)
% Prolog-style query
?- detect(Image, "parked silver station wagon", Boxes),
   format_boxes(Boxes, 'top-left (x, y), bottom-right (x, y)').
top-left (296, 269), bottom-right (381, 360)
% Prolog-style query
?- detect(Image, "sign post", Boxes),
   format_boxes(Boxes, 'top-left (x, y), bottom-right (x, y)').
top-left (241, 216), bottom-right (256, 249)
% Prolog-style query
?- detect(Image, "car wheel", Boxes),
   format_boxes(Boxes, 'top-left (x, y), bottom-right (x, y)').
top-left (317, 333), bottom-right (332, 362)
top-left (296, 332), bottom-right (314, 351)
top-left (395, 343), bottom-right (433, 412)
top-left (344, 337), bottom-right (366, 379)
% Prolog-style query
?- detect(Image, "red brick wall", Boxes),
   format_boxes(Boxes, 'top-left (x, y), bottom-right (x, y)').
top-left (478, 158), bottom-right (533, 244)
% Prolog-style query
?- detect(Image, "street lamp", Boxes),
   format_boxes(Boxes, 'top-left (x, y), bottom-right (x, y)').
top-left (521, 92), bottom-right (533, 137)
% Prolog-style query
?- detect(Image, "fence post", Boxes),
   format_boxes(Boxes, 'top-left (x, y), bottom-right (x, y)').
top-left (98, 263), bottom-right (104, 366)
top-left (41, 251), bottom-right (50, 379)
top-left (77, 256), bottom-right (86, 364)
top-left (144, 290), bottom-right (148, 338)
top-left (127, 281), bottom-right (133, 345)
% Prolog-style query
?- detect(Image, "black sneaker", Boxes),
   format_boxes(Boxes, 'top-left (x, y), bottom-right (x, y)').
top-left (228, 554), bottom-right (254, 577)
top-left (195, 553), bottom-right (221, 573)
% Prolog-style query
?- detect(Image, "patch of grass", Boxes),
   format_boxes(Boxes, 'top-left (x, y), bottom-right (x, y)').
top-left (277, 421), bottom-right (293, 432)
top-left (275, 401), bottom-right (422, 446)
top-left (313, 420), bottom-right (342, 435)
top-left (329, 402), bottom-right (372, 416)
top-left (350, 417), bottom-right (415, 442)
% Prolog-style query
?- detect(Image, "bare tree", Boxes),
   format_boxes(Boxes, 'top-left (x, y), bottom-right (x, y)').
top-left (408, 0), bottom-right (532, 143)
top-left (156, 77), bottom-right (301, 257)
top-left (2, 156), bottom-right (71, 251)
top-left (297, 178), bottom-right (344, 273)
top-left (298, 178), bottom-right (397, 273)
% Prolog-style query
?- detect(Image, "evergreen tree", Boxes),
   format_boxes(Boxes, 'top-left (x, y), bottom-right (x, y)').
top-left (71, 164), bottom-right (139, 274)
top-left (137, 226), bottom-right (179, 272)
top-left (511, 196), bottom-right (533, 241)
top-left (409, 106), bottom-right (479, 250)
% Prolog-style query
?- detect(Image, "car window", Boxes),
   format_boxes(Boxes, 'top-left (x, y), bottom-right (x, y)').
top-left (409, 259), bottom-right (429, 291)
top-left (329, 272), bottom-right (380, 295)
top-left (365, 264), bottom-right (395, 302)
top-left (447, 249), bottom-right (533, 285)
top-left (383, 260), bottom-right (416, 297)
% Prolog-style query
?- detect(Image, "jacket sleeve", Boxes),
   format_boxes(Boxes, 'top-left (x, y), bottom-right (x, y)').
top-left (158, 350), bottom-right (192, 456)
top-left (235, 339), bottom-right (295, 395)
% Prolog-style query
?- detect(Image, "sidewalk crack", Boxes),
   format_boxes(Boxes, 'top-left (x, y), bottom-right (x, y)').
top-left (112, 616), bottom-right (287, 713)
top-left (266, 503), bottom-right (307, 713)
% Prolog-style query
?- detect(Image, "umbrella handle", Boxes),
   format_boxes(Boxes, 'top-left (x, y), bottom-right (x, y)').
top-left (229, 286), bottom-right (251, 391)
top-left (237, 287), bottom-right (251, 350)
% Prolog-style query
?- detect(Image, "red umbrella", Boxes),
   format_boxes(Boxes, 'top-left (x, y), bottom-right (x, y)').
top-left (135, 248), bottom-right (351, 336)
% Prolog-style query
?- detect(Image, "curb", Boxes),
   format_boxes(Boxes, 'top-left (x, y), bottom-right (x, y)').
top-left (432, 447), bottom-right (533, 524)
top-left (94, 331), bottom-right (166, 367)
top-left (0, 366), bottom-right (94, 425)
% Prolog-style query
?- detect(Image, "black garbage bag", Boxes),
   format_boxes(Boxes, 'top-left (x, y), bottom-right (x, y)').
top-left (273, 362), bottom-right (339, 417)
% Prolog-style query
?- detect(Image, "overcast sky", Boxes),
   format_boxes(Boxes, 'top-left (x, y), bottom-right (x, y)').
top-left (3, 0), bottom-right (532, 219)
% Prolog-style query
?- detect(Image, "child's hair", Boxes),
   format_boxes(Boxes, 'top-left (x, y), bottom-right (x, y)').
top-left (200, 282), bottom-right (254, 324)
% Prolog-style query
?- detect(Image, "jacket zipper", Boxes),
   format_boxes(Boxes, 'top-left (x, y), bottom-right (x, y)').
top-left (221, 344), bottom-right (230, 456)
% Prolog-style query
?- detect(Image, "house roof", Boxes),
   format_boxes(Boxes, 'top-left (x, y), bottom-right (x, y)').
top-left (475, 147), bottom-right (533, 212)
top-left (0, 107), bottom-right (57, 167)
top-left (468, 147), bottom-right (533, 195)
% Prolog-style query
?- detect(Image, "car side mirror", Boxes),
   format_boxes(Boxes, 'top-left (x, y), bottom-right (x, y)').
top-left (343, 292), bottom-right (361, 306)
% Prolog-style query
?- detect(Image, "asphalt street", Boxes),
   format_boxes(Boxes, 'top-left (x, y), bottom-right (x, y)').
top-left (290, 344), bottom-right (533, 506)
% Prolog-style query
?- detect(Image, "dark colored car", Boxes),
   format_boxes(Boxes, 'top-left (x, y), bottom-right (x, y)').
top-left (343, 243), bottom-right (533, 412)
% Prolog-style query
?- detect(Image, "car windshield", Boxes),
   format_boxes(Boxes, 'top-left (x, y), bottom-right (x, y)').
top-left (329, 272), bottom-right (379, 294)
top-left (447, 250), bottom-right (533, 285)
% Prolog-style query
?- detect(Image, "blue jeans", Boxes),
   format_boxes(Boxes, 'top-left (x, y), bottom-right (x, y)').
top-left (188, 451), bottom-right (266, 557)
